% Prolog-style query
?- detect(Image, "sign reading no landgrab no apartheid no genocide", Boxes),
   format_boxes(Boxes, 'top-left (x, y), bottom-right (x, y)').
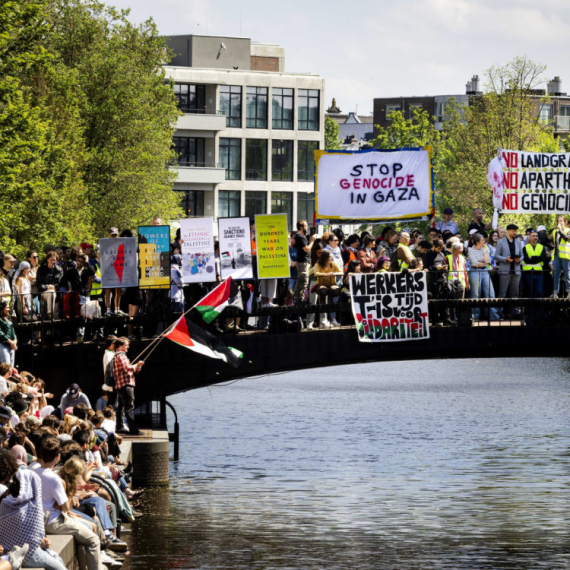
top-left (499, 149), bottom-right (570, 214)
top-left (315, 148), bottom-right (433, 222)
top-left (349, 272), bottom-right (430, 343)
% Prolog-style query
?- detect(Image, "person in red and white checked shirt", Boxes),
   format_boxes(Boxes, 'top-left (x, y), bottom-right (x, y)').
top-left (113, 336), bottom-right (144, 435)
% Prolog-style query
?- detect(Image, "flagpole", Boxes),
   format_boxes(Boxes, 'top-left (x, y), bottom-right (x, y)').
top-left (131, 276), bottom-right (233, 364)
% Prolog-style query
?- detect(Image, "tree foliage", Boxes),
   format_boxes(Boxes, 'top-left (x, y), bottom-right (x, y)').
top-left (371, 108), bottom-right (441, 150)
top-left (324, 115), bottom-right (341, 150)
top-left (437, 56), bottom-right (556, 232)
top-left (0, 0), bottom-right (181, 257)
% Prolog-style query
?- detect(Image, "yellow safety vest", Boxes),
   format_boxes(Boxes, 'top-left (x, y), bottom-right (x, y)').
top-left (522, 243), bottom-right (544, 271)
top-left (553, 229), bottom-right (570, 260)
top-left (446, 254), bottom-right (466, 286)
top-left (397, 243), bottom-right (412, 271)
top-left (91, 265), bottom-right (102, 297)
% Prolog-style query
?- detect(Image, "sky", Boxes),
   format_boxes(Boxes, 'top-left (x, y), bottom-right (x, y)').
top-left (109, 0), bottom-right (570, 116)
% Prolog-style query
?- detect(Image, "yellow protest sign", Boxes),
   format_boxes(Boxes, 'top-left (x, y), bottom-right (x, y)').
top-left (255, 214), bottom-right (290, 279)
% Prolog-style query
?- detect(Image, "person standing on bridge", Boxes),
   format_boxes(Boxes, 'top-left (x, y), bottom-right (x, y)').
top-left (522, 229), bottom-right (549, 324)
top-left (468, 208), bottom-right (493, 234)
top-left (293, 220), bottom-right (316, 304)
top-left (495, 224), bottom-right (523, 318)
top-left (113, 337), bottom-right (144, 436)
top-left (436, 208), bottom-right (459, 235)
top-left (395, 232), bottom-right (415, 272)
top-left (550, 216), bottom-right (570, 299)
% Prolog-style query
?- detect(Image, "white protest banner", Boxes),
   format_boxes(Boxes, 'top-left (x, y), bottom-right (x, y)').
top-left (499, 149), bottom-right (570, 214)
top-left (218, 217), bottom-right (253, 280)
top-left (349, 272), bottom-right (429, 342)
top-left (100, 238), bottom-right (138, 289)
top-left (180, 217), bottom-right (216, 284)
top-left (315, 148), bottom-right (432, 222)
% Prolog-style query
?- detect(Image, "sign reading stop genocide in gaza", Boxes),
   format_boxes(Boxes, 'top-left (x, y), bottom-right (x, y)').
top-left (500, 149), bottom-right (570, 214)
top-left (315, 148), bottom-right (433, 222)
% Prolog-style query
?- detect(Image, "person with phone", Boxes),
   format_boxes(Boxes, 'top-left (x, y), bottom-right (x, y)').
top-left (494, 223), bottom-right (523, 317)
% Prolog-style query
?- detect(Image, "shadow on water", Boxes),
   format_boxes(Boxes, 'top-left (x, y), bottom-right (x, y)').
top-left (123, 357), bottom-right (570, 569)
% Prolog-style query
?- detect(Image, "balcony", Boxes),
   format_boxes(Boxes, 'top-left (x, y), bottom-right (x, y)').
top-left (554, 115), bottom-right (570, 132)
top-left (172, 162), bottom-right (226, 185)
top-left (176, 110), bottom-right (227, 133)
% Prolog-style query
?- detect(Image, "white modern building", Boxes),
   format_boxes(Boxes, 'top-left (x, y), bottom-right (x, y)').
top-left (164, 35), bottom-right (325, 229)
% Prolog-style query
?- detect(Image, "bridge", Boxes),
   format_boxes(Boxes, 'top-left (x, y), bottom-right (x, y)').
top-left (15, 297), bottom-right (570, 411)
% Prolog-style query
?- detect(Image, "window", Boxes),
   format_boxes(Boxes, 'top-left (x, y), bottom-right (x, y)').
top-left (272, 88), bottom-right (294, 129)
top-left (408, 104), bottom-right (423, 119)
top-left (539, 104), bottom-right (553, 124)
top-left (271, 192), bottom-right (293, 228)
top-left (385, 104), bottom-right (402, 120)
top-left (272, 140), bottom-right (293, 181)
top-left (298, 141), bottom-right (318, 181)
top-left (298, 89), bottom-right (320, 131)
top-left (173, 137), bottom-right (205, 166)
top-left (245, 139), bottom-right (267, 180)
top-left (219, 138), bottom-right (241, 180)
top-left (245, 191), bottom-right (267, 219)
top-left (220, 85), bottom-right (242, 128)
top-left (297, 193), bottom-right (315, 225)
top-left (174, 84), bottom-right (206, 113)
top-left (179, 190), bottom-right (204, 217)
top-left (560, 106), bottom-right (570, 116)
top-left (246, 87), bottom-right (268, 128)
top-left (218, 191), bottom-right (241, 218)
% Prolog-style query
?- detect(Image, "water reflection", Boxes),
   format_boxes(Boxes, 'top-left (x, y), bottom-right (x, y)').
top-left (124, 358), bottom-right (570, 569)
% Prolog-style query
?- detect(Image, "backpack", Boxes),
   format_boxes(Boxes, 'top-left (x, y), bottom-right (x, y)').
top-left (104, 355), bottom-right (117, 388)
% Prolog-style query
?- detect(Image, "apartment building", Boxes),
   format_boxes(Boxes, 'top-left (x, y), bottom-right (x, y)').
top-left (164, 34), bottom-right (325, 229)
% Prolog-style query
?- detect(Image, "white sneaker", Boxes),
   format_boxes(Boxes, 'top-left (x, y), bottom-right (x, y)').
top-left (306, 323), bottom-right (314, 331)
top-left (262, 302), bottom-right (278, 308)
top-left (101, 550), bottom-right (122, 568)
top-left (330, 318), bottom-right (340, 326)
top-left (8, 544), bottom-right (29, 570)
top-left (321, 319), bottom-right (331, 328)
top-left (551, 292), bottom-right (559, 299)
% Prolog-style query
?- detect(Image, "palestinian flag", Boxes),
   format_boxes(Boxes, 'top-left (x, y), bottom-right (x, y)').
top-left (194, 277), bottom-right (245, 323)
top-left (165, 316), bottom-right (243, 367)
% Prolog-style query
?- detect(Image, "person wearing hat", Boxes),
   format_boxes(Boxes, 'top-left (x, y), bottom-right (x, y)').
top-left (0, 405), bottom-right (11, 427)
top-left (436, 208), bottom-right (459, 235)
top-left (9, 399), bottom-right (28, 429)
top-left (58, 383), bottom-right (92, 414)
top-left (495, 223), bottom-right (524, 313)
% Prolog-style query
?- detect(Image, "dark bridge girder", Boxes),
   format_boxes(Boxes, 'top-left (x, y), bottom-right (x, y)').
top-left (21, 323), bottom-right (570, 407)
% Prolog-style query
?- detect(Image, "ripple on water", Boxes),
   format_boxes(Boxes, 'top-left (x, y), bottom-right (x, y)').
top-left (123, 358), bottom-right (570, 569)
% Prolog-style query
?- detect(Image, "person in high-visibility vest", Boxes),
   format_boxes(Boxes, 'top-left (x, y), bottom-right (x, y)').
top-left (522, 229), bottom-right (550, 323)
top-left (396, 231), bottom-right (415, 271)
top-left (551, 216), bottom-right (570, 299)
top-left (444, 242), bottom-right (468, 290)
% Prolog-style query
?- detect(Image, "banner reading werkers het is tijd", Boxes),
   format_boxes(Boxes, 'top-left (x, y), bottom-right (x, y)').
top-left (255, 214), bottom-right (290, 279)
top-left (349, 272), bottom-right (429, 343)
top-left (315, 148), bottom-right (433, 222)
top-left (500, 150), bottom-right (570, 214)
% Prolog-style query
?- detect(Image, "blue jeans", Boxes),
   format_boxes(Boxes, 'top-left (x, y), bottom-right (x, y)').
top-left (81, 496), bottom-right (114, 531)
top-left (469, 271), bottom-right (500, 320)
top-left (23, 547), bottom-right (67, 570)
top-left (552, 255), bottom-right (570, 294)
top-left (0, 343), bottom-right (14, 365)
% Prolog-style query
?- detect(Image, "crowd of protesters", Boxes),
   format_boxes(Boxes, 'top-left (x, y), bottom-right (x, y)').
top-left (0, 333), bottom-right (147, 569)
top-left (0, 208), bottom-right (568, 357)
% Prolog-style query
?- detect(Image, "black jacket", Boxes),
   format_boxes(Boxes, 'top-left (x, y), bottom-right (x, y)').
top-left (36, 263), bottom-right (64, 292)
top-left (63, 264), bottom-right (95, 296)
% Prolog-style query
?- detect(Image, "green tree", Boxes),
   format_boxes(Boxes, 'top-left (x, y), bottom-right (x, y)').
top-left (371, 108), bottom-right (441, 150)
top-left (0, 0), bottom-right (89, 257)
top-left (43, 0), bottom-right (182, 234)
top-left (325, 115), bottom-right (341, 150)
top-left (437, 56), bottom-right (553, 233)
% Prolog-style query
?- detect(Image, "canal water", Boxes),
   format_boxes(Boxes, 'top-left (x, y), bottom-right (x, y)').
top-left (124, 357), bottom-right (570, 569)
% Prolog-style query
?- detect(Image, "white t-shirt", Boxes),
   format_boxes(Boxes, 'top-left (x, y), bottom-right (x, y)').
top-left (36, 467), bottom-right (68, 525)
top-left (101, 418), bottom-right (115, 435)
top-left (102, 350), bottom-right (115, 392)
